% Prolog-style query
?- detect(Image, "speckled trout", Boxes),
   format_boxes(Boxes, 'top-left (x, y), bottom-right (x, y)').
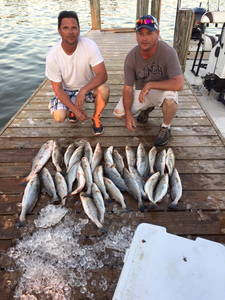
top-left (169, 168), bottom-right (182, 210)
top-left (16, 173), bottom-right (40, 227)
top-left (20, 140), bottom-right (54, 185)
top-left (80, 192), bottom-right (103, 229)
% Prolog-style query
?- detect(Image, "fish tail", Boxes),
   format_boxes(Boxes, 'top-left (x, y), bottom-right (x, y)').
top-left (138, 203), bottom-right (146, 212)
top-left (123, 206), bottom-right (130, 213)
top-left (19, 175), bottom-right (32, 186)
top-left (15, 217), bottom-right (27, 228)
top-left (56, 166), bottom-right (63, 173)
top-left (103, 194), bottom-right (110, 201)
top-left (99, 227), bottom-right (107, 234)
top-left (96, 220), bottom-right (104, 229)
top-left (106, 197), bottom-right (114, 204)
top-left (148, 201), bottom-right (158, 209)
top-left (50, 195), bottom-right (61, 204)
top-left (61, 198), bottom-right (66, 207)
top-left (67, 191), bottom-right (77, 197)
top-left (168, 203), bottom-right (178, 210)
top-left (99, 217), bottom-right (105, 224)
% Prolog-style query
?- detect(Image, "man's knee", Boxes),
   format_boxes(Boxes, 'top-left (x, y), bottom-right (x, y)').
top-left (53, 110), bottom-right (68, 122)
top-left (162, 98), bottom-right (178, 109)
top-left (95, 84), bottom-right (110, 102)
top-left (114, 109), bottom-right (125, 119)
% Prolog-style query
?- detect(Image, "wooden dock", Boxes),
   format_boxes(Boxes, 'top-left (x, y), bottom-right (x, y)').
top-left (1, 30), bottom-right (225, 299)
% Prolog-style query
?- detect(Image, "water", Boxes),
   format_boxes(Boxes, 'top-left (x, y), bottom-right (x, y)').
top-left (0, 0), bottom-right (224, 131)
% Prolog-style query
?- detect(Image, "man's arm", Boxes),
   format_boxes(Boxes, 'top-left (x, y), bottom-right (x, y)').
top-left (139, 74), bottom-right (184, 103)
top-left (51, 81), bottom-right (88, 121)
top-left (123, 85), bottom-right (136, 132)
top-left (75, 61), bottom-right (107, 111)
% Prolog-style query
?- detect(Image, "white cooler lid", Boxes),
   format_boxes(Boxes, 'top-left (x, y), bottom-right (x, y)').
top-left (113, 223), bottom-right (225, 300)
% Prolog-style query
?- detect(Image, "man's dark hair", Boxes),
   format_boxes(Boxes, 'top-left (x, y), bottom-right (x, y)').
top-left (58, 11), bottom-right (79, 29)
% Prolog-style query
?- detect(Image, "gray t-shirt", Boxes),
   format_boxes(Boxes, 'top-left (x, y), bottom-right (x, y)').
top-left (124, 40), bottom-right (182, 90)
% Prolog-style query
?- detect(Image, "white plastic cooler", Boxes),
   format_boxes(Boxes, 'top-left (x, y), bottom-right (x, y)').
top-left (113, 223), bottom-right (225, 300)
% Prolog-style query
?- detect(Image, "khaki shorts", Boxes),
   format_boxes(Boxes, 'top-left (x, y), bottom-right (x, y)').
top-left (113, 89), bottom-right (178, 118)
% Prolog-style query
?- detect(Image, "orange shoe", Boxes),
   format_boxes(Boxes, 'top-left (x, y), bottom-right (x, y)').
top-left (67, 112), bottom-right (78, 123)
top-left (91, 114), bottom-right (104, 135)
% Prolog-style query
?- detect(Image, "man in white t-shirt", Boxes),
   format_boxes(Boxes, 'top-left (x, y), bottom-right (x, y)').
top-left (114, 15), bottom-right (183, 146)
top-left (45, 11), bottom-right (109, 135)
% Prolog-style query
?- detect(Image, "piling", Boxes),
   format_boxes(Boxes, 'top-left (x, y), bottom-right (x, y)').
top-left (136, 0), bottom-right (149, 19)
top-left (173, 8), bottom-right (194, 73)
top-left (90, 0), bottom-right (101, 30)
top-left (151, 0), bottom-right (162, 26)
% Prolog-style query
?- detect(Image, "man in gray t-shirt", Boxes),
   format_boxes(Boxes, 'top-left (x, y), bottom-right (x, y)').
top-left (114, 14), bottom-right (183, 146)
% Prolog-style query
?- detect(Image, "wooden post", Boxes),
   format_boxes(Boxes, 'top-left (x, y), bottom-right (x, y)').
top-left (90, 0), bottom-right (101, 30)
top-left (173, 8), bottom-right (194, 73)
top-left (136, 0), bottom-right (149, 19)
top-left (151, 0), bottom-right (162, 27)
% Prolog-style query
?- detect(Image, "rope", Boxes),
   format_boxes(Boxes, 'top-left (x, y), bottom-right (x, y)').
top-left (191, 84), bottom-right (203, 96)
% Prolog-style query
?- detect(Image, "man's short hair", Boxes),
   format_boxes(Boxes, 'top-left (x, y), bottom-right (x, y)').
top-left (58, 11), bottom-right (79, 29)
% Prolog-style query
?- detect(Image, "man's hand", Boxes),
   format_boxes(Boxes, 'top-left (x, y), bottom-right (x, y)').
top-left (138, 82), bottom-right (151, 103)
top-left (74, 108), bottom-right (88, 121)
top-left (125, 114), bottom-right (136, 132)
top-left (75, 90), bottom-right (86, 111)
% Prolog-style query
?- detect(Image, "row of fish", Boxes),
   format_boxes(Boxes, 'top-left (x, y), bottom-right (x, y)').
top-left (145, 147), bottom-right (182, 209)
top-left (17, 140), bottom-right (182, 229)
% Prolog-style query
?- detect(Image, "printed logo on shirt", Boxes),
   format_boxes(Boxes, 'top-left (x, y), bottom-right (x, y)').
top-left (137, 63), bottom-right (164, 80)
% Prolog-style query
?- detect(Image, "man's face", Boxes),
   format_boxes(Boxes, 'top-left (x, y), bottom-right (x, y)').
top-left (58, 17), bottom-right (80, 46)
top-left (136, 27), bottom-right (159, 52)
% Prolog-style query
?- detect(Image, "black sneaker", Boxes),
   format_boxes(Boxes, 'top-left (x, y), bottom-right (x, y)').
top-left (91, 114), bottom-right (104, 135)
top-left (155, 126), bottom-right (170, 146)
top-left (67, 112), bottom-right (78, 123)
top-left (137, 106), bottom-right (155, 123)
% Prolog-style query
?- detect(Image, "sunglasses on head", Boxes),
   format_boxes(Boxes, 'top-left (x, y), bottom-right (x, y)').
top-left (136, 18), bottom-right (154, 27)
top-left (58, 10), bottom-right (77, 17)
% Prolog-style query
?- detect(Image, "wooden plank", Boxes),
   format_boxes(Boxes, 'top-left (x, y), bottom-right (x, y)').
top-left (1, 211), bottom-right (225, 240)
top-left (1, 159), bottom-right (225, 178)
top-left (0, 173), bottom-right (225, 195)
top-left (8, 117), bottom-right (211, 128)
top-left (21, 101), bottom-right (202, 110)
top-left (1, 146), bottom-right (225, 162)
top-left (1, 190), bottom-right (225, 216)
top-left (6, 109), bottom-right (207, 119)
top-left (1, 126), bottom-right (218, 138)
top-left (0, 136), bottom-right (223, 150)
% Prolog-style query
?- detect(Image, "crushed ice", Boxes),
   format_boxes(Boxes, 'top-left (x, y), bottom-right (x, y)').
top-left (7, 204), bottom-right (134, 299)
top-left (34, 204), bottom-right (68, 228)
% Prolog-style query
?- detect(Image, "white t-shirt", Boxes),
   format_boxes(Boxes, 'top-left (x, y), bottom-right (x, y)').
top-left (45, 36), bottom-right (104, 90)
